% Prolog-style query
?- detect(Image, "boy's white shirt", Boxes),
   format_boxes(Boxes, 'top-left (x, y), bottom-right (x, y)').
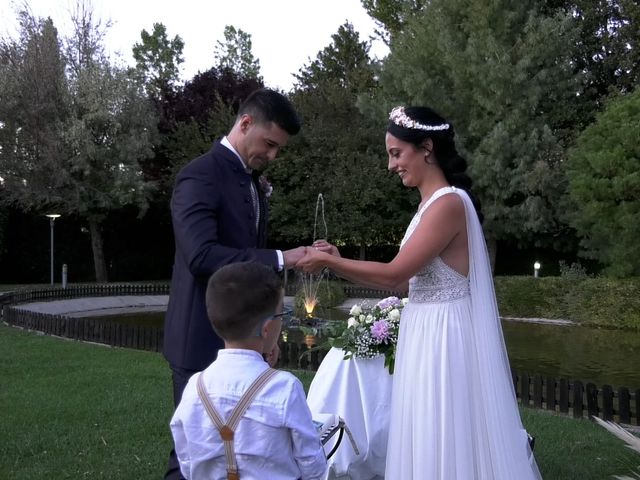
top-left (170, 349), bottom-right (327, 479)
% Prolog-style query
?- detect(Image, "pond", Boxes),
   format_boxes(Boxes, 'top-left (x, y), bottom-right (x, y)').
top-left (502, 320), bottom-right (640, 391)
top-left (94, 307), bottom-right (640, 391)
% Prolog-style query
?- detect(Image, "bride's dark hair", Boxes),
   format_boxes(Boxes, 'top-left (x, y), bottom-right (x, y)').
top-left (387, 106), bottom-right (484, 223)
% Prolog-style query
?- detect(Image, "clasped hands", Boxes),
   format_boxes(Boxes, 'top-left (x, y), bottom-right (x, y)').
top-left (282, 239), bottom-right (340, 273)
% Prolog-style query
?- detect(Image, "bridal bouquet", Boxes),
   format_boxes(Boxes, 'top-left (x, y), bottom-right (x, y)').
top-left (327, 296), bottom-right (408, 374)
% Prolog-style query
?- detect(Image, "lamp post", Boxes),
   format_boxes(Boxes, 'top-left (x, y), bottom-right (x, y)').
top-left (534, 261), bottom-right (541, 278)
top-left (46, 214), bottom-right (61, 286)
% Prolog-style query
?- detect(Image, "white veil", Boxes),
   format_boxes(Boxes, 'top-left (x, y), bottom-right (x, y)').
top-left (456, 188), bottom-right (542, 479)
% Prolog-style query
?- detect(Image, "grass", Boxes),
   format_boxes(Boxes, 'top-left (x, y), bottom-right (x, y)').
top-left (0, 324), bottom-right (172, 479)
top-left (1, 323), bottom-right (639, 479)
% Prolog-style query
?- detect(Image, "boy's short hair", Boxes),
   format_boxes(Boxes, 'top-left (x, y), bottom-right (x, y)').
top-left (205, 262), bottom-right (283, 341)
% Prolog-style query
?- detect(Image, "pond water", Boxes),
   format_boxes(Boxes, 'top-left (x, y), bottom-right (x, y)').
top-left (95, 308), bottom-right (640, 391)
top-left (502, 320), bottom-right (640, 390)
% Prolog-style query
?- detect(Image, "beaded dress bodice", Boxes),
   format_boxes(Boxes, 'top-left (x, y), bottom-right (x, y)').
top-left (400, 187), bottom-right (470, 304)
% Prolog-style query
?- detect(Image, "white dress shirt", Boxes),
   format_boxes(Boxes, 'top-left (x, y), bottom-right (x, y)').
top-left (171, 349), bottom-right (327, 480)
top-left (220, 136), bottom-right (284, 270)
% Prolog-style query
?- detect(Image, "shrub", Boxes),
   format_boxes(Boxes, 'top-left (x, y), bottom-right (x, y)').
top-left (558, 260), bottom-right (591, 281)
top-left (494, 276), bottom-right (640, 331)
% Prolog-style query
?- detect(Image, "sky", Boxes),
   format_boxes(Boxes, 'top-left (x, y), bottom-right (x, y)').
top-left (0, 0), bottom-right (390, 91)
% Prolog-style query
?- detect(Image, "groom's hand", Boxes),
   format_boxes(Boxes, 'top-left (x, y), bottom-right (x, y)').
top-left (297, 248), bottom-right (327, 273)
top-left (283, 246), bottom-right (307, 268)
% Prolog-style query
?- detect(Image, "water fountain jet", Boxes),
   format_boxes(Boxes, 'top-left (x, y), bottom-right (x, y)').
top-left (299, 193), bottom-right (329, 319)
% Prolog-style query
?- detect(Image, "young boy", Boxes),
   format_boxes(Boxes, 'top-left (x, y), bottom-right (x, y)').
top-left (170, 261), bottom-right (327, 479)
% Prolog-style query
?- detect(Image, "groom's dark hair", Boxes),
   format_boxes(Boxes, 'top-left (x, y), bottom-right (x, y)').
top-left (238, 88), bottom-right (301, 135)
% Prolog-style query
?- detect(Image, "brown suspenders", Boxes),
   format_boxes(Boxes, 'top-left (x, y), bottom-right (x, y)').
top-left (196, 368), bottom-right (278, 480)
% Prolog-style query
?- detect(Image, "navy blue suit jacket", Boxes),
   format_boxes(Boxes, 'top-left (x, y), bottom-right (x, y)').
top-left (163, 141), bottom-right (279, 371)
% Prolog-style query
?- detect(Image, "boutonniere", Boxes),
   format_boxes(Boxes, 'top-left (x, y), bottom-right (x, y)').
top-left (258, 175), bottom-right (273, 198)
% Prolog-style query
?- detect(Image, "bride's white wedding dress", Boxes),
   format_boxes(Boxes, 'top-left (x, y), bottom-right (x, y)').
top-left (386, 186), bottom-right (541, 478)
top-left (308, 186), bottom-right (542, 480)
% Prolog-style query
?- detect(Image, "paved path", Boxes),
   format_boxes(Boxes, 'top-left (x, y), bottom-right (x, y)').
top-left (10, 296), bottom-right (376, 317)
top-left (11, 295), bottom-right (170, 317)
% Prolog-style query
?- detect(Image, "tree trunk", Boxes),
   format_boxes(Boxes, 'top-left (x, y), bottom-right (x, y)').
top-left (486, 236), bottom-right (497, 274)
top-left (359, 245), bottom-right (366, 260)
top-left (88, 217), bottom-right (108, 283)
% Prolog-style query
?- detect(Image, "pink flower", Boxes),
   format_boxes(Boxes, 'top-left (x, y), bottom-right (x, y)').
top-left (376, 296), bottom-right (401, 310)
top-left (371, 319), bottom-right (391, 343)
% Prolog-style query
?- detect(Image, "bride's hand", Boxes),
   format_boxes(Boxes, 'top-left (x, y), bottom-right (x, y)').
top-left (297, 248), bottom-right (328, 273)
top-left (312, 239), bottom-right (341, 257)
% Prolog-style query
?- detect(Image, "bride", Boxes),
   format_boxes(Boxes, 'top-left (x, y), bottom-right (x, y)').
top-left (299, 105), bottom-right (542, 479)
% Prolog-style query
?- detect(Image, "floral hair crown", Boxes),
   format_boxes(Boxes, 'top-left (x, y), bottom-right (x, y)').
top-left (389, 106), bottom-right (450, 132)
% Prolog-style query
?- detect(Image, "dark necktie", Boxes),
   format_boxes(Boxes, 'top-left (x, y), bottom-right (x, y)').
top-left (247, 171), bottom-right (260, 231)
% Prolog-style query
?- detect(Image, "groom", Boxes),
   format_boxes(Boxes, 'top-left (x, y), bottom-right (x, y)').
top-left (162, 88), bottom-right (307, 479)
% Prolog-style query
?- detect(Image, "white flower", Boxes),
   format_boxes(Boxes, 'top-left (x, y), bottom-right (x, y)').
top-left (388, 308), bottom-right (401, 321)
top-left (365, 314), bottom-right (374, 324)
top-left (402, 297), bottom-right (409, 306)
top-left (347, 317), bottom-right (359, 328)
top-left (359, 314), bottom-right (366, 322)
top-left (350, 304), bottom-right (362, 316)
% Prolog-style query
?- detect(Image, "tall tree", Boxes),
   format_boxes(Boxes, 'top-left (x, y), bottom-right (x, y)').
top-left (545, 0), bottom-right (640, 121)
top-left (130, 22), bottom-right (185, 198)
top-left (0, 11), bottom-right (69, 211)
top-left (62, 1), bottom-right (158, 282)
top-left (0, 3), bottom-right (158, 283)
top-left (371, 0), bottom-right (580, 259)
top-left (566, 87), bottom-right (640, 277)
top-left (361, 0), bottom-right (427, 43)
top-left (269, 23), bottom-right (414, 257)
top-left (132, 22), bottom-right (184, 101)
top-left (213, 25), bottom-right (262, 81)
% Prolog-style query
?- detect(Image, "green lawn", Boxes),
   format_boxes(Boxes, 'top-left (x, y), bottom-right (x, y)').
top-left (1, 323), bottom-right (638, 479)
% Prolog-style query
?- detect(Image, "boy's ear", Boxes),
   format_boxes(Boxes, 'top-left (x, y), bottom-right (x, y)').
top-left (260, 318), bottom-right (273, 338)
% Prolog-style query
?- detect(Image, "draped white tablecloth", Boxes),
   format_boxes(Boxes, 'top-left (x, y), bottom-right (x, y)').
top-left (307, 348), bottom-right (393, 480)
